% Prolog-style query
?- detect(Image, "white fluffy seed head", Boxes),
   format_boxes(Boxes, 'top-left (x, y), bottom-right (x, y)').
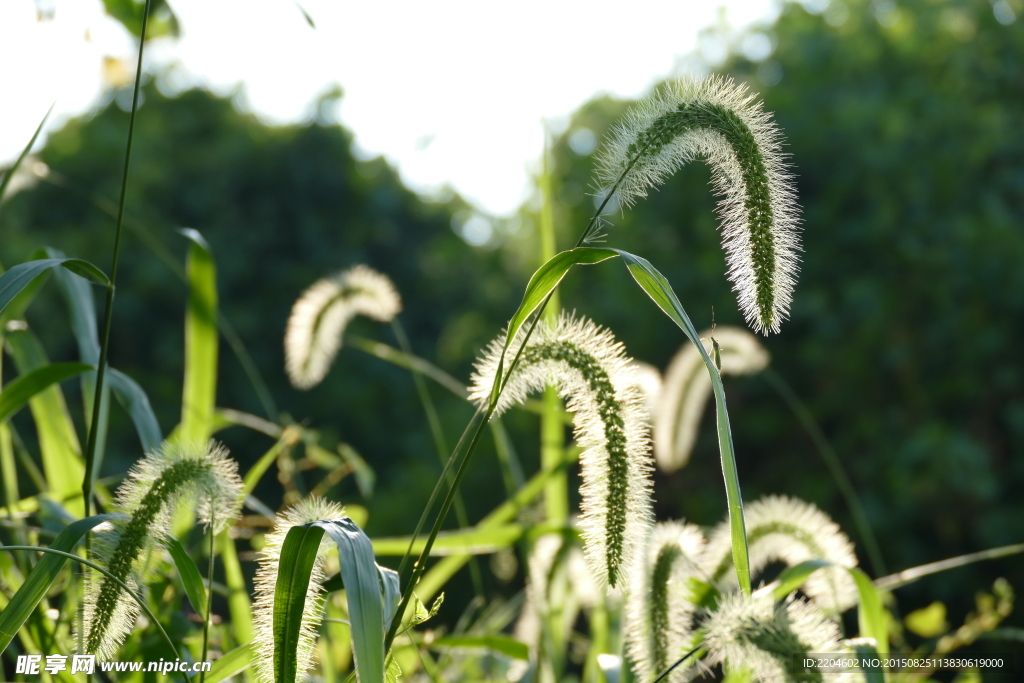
top-left (628, 360), bottom-right (663, 425)
top-left (80, 440), bottom-right (244, 658)
top-left (703, 496), bottom-right (859, 614)
top-left (654, 326), bottom-right (770, 472)
top-left (285, 265), bottom-right (402, 389)
top-left (704, 593), bottom-right (862, 683)
top-left (470, 313), bottom-right (654, 588)
top-left (594, 76), bottom-right (801, 334)
top-left (626, 522), bottom-right (706, 683)
top-left (253, 497), bottom-right (349, 683)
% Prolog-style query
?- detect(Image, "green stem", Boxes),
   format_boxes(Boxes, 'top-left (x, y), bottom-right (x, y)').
top-left (390, 319), bottom-right (484, 598)
top-left (82, 0), bottom-right (154, 520)
top-left (873, 543), bottom-right (1024, 591)
top-left (0, 546), bottom-right (190, 681)
top-left (762, 368), bottom-right (887, 576)
top-left (200, 520), bottom-right (215, 683)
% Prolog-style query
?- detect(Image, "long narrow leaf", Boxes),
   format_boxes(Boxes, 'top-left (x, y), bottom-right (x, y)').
top-left (219, 531), bottom-right (254, 643)
top-left (4, 328), bottom-right (85, 500)
top-left (371, 524), bottom-right (523, 557)
top-left (614, 249), bottom-right (752, 595)
top-left (167, 536), bottom-right (208, 617)
top-left (0, 104), bottom-right (52, 207)
top-left (107, 367), bottom-right (163, 452)
top-left (431, 635), bottom-right (529, 661)
top-left (0, 259), bottom-right (108, 315)
top-left (204, 641), bottom-right (254, 683)
top-left (0, 514), bottom-right (120, 655)
top-left (274, 525), bottom-right (327, 683)
top-left (771, 559), bottom-right (833, 601)
top-left (849, 567), bottom-right (888, 656)
top-left (0, 363), bottom-right (92, 423)
top-left (180, 229), bottom-right (218, 444)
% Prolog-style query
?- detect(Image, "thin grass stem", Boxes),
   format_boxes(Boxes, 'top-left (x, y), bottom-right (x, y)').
top-left (874, 543), bottom-right (1024, 591)
top-left (82, 0), bottom-right (154, 520)
top-left (649, 647), bottom-right (699, 683)
top-left (762, 368), bottom-right (887, 576)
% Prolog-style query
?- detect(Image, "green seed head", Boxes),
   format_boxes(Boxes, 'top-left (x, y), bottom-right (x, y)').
top-left (625, 522), bottom-right (706, 683)
top-left (470, 313), bottom-right (654, 588)
top-left (81, 440), bottom-right (243, 658)
top-left (595, 76), bottom-right (801, 335)
top-left (703, 496), bottom-right (859, 614)
top-left (285, 264), bottom-right (402, 389)
top-left (704, 593), bottom-right (852, 683)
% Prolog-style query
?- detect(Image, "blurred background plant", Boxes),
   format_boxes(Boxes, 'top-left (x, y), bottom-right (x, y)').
top-left (0, 0), bottom-right (1022, 680)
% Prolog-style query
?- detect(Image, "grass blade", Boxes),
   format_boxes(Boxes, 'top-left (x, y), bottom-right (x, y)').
top-left (204, 641), bottom-right (254, 683)
top-left (613, 249), bottom-right (751, 595)
top-left (873, 542), bottom-right (1024, 591)
top-left (771, 559), bottom-right (833, 601)
top-left (180, 229), bottom-right (218, 445)
top-left (371, 524), bottom-right (523, 556)
top-left (107, 367), bottom-right (163, 452)
top-left (167, 535), bottom-right (208, 617)
top-left (430, 635), bottom-right (529, 660)
top-left (0, 513), bottom-right (119, 655)
top-left (274, 525), bottom-right (326, 683)
top-left (5, 328), bottom-right (85, 501)
top-left (849, 567), bottom-right (888, 656)
top-left (0, 259), bottom-right (108, 316)
top-left (0, 103), bottom-right (52, 208)
top-left (0, 363), bottom-right (93, 423)
top-left (219, 531), bottom-right (254, 644)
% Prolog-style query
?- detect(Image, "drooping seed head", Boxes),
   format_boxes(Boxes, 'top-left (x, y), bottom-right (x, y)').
top-left (654, 326), bottom-right (769, 472)
top-left (285, 265), bottom-right (402, 389)
top-left (628, 360), bottom-right (663, 424)
top-left (470, 314), bottom-right (654, 588)
top-left (703, 496), bottom-right (859, 614)
top-left (704, 593), bottom-right (859, 683)
top-left (594, 76), bottom-right (801, 334)
top-left (81, 440), bottom-right (244, 658)
top-left (252, 497), bottom-right (348, 683)
top-left (626, 522), bottom-right (706, 683)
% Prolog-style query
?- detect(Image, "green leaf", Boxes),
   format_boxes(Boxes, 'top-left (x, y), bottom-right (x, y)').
top-left (371, 524), bottom-right (523, 557)
top-left (613, 249), bottom-right (751, 595)
top-left (0, 513), bottom-right (120, 655)
top-left (203, 641), bottom-right (253, 683)
top-left (847, 638), bottom-right (885, 683)
top-left (180, 229), bottom-right (218, 445)
top-left (274, 525), bottom-right (327, 683)
top-left (166, 536), bottom-right (208, 618)
top-left (107, 368), bottom-right (162, 452)
top-left (4, 328), bottom-right (85, 501)
top-left (849, 567), bottom-right (888, 656)
top-left (0, 259), bottom-right (108, 317)
top-left (0, 363), bottom-right (93, 424)
top-left (219, 531), bottom-right (254, 643)
top-left (771, 559), bottom-right (833, 601)
top-left (102, 0), bottom-right (180, 39)
top-left (431, 635), bottom-right (529, 661)
top-left (0, 104), bottom-right (51, 208)
top-left (316, 518), bottom-right (391, 683)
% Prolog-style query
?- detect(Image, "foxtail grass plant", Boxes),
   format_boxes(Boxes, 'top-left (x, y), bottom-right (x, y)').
top-left (703, 592), bottom-right (859, 683)
top-left (285, 265), bottom-right (402, 389)
top-left (81, 440), bottom-right (243, 658)
top-left (703, 496), bottom-right (859, 615)
top-left (654, 326), bottom-right (770, 472)
top-left (625, 521), bottom-right (705, 683)
top-left (593, 76), bottom-right (800, 334)
top-left (470, 313), bottom-right (654, 588)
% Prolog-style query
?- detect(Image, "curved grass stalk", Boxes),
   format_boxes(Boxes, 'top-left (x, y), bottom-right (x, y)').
top-left (654, 326), bottom-right (769, 473)
top-left (625, 522), bottom-right (706, 683)
top-left (703, 496), bottom-right (859, 615)
top-left (285, 265), bottom-right (401, 389)
top-left (470, 314), bottom-right (654, 588)
top-left (81, 440), bottom-right (243, 658)
top-left (594, 76), bottom-right (800, 334)
top-left (703, 593), bottom-right (853, 683)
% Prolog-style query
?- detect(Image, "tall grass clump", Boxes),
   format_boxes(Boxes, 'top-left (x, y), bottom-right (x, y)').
top-left (81, 440), bottom-right (243, 658)
top-left (285, 265), bottom-right (401, 389)
top-left (593, 76), bottom-right (800, 334)
top-left (470, 313), bottom-right (653, 588)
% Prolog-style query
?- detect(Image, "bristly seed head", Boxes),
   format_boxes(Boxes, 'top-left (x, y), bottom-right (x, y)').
top-left (702, 496), bottom-right (859, 615)
top-left (594, 76), bottom-right (801, 334)
top-left (81, 440), bottom-right (244, 659)
top-left (285, 264), bottom-right (402, 389)
top-left (252, 498), bottom-right (349, 683)
top-left (626, 522), bottom-right (706, 683)
top-left (470, 313), bottom-right (654, 588)
top-left (703, 593), bottom-right (859, 683)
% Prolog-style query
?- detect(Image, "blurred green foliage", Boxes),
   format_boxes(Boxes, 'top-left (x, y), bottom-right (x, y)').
top-left (2, 0), bottom-right (1021, 640)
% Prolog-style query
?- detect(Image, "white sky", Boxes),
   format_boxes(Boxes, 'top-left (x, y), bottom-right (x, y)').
top-left (0, 0), bottom-right (782, 216)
